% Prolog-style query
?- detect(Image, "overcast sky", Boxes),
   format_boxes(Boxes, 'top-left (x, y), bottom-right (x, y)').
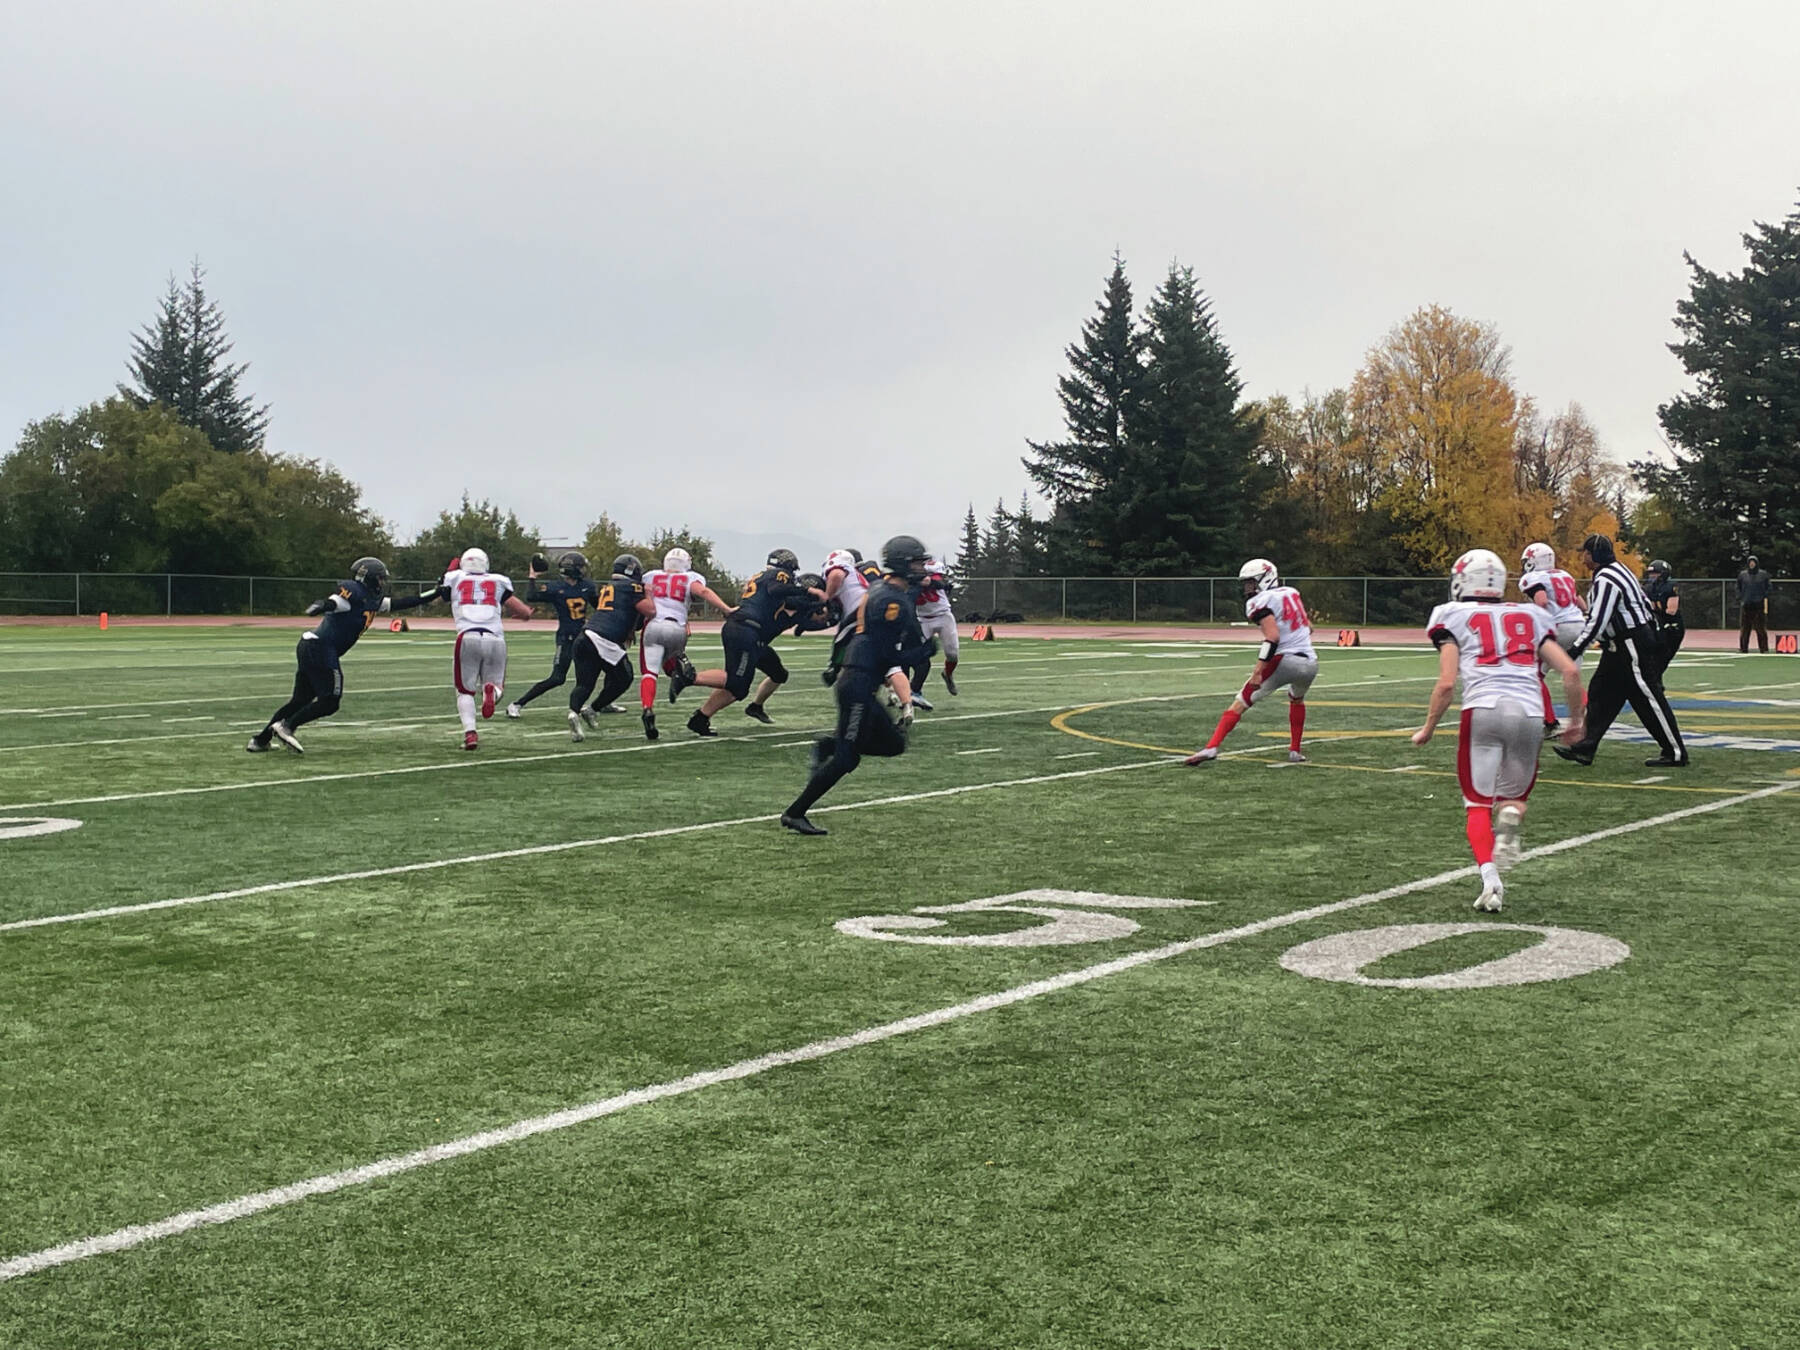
top-left (3, 0), bottom-right (1797, 572)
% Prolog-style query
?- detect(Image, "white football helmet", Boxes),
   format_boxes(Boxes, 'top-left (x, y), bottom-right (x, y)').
top-left (1451, 548), bottom-right (1508, 601)
top-left (1239, 558), bottom-right (1279, 598)
top-left (1521, 542), bottom-right (1555, 575)
top-left (460, 547), bottom-right (490, 575)
top-left (823, 549), bottom-right (857, 575)
top-left (663, 546), bottom-right (692, 575)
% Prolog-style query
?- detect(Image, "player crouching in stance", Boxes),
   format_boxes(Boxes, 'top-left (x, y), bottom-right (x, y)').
top-left (1412, 549), bottom-right (1585, 914)
top-left (249, 557), bottom-right (439, 753)
top-left (780, 535), bottom-right (939, 836)
top-left (638, 547), bottom-right (737, 741)
top-left (566, 554), bottom-right (656, 742)
top-left (441, 548), bottom-right (535, 750)
top-left (1185, 558), bottom-right (1316, 765)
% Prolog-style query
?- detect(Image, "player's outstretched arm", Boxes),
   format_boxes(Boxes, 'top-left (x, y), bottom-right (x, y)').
top-left (305, 590), bottom-right (353, 617)
top-left (693, 583), bottom-right (737, 616)
top-left (1411, 643), bottom-right (1460, 746)
top-left (504, 595), bottom-right (534, 620)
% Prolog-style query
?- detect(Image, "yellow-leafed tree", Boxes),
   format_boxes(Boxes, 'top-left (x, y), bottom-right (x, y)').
top-left (1351, 306), bottom-right (1527, 572)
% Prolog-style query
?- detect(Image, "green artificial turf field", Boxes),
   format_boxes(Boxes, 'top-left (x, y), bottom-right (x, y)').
top-left (1, 624), bottom-right (1797, 1349)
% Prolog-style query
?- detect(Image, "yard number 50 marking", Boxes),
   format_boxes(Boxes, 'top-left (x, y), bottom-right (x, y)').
top-left (835, 889), bottom-right (1215, 947)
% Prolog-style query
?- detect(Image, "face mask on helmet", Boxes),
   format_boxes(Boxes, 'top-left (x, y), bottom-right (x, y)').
top-left (612, 554), bottom-right (644, 581)
top-left (1238, 559), bottom-right (1278, 598)
top-left (460, 548), bottom-right (490, 575)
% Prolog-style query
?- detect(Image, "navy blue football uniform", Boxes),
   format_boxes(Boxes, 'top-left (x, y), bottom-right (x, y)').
top-left (585, 575), bottom-right (648, 646)
top-left (528, 577), bottom-right (600, 635)
top-left (251, 573), bottom-right (435, 750)
top-left (509, 577), bottom-right (602, 711)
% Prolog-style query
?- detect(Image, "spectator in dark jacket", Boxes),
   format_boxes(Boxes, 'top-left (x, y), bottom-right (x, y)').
top-left (1737, 556), bottom-right (1772, 653)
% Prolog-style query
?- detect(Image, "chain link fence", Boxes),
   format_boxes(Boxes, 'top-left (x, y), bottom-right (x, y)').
top-left (0, 572), bottom-right (1793, 630)
top-left (0, 574), bottom-right (442, 619)
top-left (956, 576), bottom-right (1800, 630)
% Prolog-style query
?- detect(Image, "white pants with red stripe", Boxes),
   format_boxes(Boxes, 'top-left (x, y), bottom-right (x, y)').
top-left (1242, 652), bottom-right (1318, 705)
top-left (1457, 701), bottom-right (1541, 808)
top-left (453, 629), bottom-right (507, 731)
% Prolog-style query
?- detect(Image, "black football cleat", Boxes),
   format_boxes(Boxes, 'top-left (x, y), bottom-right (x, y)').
top-left (1552, 744), bottom-right (1594, 766)
top-left (642, 710), bottom-right (659, 742)
top-left (744, 704), bottom-right (773, 724)
top-left (687, 711), bottom-right (717, 738)
top-left (1644, 753), bottom-right (1690, 768)
top-left (669, 658), bottom-right (697, 704)
top-left (781, 813), bottom-right (828, 836)
top-left (943, 671), bottom-right (958, 695)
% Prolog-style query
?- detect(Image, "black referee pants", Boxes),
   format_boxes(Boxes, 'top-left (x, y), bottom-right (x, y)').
top-left (1574, 628), bottom-right (1685, 761)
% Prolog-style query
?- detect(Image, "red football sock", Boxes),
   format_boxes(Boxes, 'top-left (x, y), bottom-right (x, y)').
top-left (1288, 700), bottom-right (1306, 752)
top-left (1539, 676), bottom-right (1556, 725)
top-left (639, 674), bottom-right (656, 710)
top-left (1206, 708), bottom-right (1242, 750)
top-left (1465, 808), bottom-right (1495, 865)
top-left (945, 657), bottom-right (957, 676)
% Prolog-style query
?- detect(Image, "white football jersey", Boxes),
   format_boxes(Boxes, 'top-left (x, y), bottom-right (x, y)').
top-left (1427, 601), bottom-right (1556, 711)
top-left (915, 570), bottom-right (953, 619)
top-left (1245, 585), bottom-right (1315, 657)
top-left (824, 551), bottom-right (870, 623)
top-left (643, 568), bottom-right (707, 624)
top-left (443, 569), bottom-right (516, 633)
top-left (1520, 568), bottom-right (1583, 625)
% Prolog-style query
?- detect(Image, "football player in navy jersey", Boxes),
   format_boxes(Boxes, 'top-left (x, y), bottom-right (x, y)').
top-left (565, 554), bottom-right (657, 742)
top-left (506, 552), bottom-right (601, 718)
top-left (780, 536), bottom-right (938, 836)
top-left (248, 557), bottom-right (439, 753)
top-left (672, 548), bottom-right (824, 737)
top-left (739, 571), bottom-right (833, 725)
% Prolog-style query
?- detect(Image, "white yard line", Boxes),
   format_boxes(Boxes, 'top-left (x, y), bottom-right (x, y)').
top-left (955, 747), bottom-right (1004, 756)
top-left (0, 759), bottom-right (1170, 934)
top-left (161, 716), bottom-right (216, 724)
top-left (0, 683), bottom-right (453, 717)
top-left (3, 780), bottom-right (1789, 1284)
top-left (1634, 775), bottom-right (1669, 785)
top-left (1054, 752), bottom-right (1101, 760)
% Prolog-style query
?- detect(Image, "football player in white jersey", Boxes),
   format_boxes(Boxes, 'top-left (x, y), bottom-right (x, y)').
top-left (1519, 541), bottom-right (1587, 736)
top-left (910, 558), bottom-right (960, 700)
top-left (440, 547), bottom-right (533, 751)
top-left (636, 547), bottom-right (737, 741)
top-left (1413, 549), bottom-right (1586, 913)
top-left (1185, 559), bottom-right (1317, 765)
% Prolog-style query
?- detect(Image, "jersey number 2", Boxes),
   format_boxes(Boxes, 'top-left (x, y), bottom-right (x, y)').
top-left (1468, 610), bottom-right (1537, 666)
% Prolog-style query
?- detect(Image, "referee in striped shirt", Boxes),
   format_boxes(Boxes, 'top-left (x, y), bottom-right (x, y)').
top-left (1553, 533), bottom-right (1689, 768)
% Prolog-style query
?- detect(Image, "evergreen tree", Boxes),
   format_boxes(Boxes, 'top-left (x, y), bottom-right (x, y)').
top-left (1122, 265), bottom-right (1262, 572)
top-left (121, 261), bottom-right (270, 453)
top-left (1640, 198), bottom-right (1800, 574)
top-left (1022, 254), bottom-right (1144, 571)
top-left (982, 498), bottom-right (1015, 574)
top-left (955, 504), bottom-right (983, 573)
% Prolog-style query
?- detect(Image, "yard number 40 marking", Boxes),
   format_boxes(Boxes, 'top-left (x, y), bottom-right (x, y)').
top-left (835, 889), bottom-right (1215, 947)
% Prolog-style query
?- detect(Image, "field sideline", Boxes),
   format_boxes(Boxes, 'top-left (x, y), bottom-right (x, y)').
top-left (2, 624), bottom-right (1797, 1348)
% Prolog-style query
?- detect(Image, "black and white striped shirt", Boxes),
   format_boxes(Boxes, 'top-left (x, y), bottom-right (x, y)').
top-left (1569, 562), bottom-right (1656, 657)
